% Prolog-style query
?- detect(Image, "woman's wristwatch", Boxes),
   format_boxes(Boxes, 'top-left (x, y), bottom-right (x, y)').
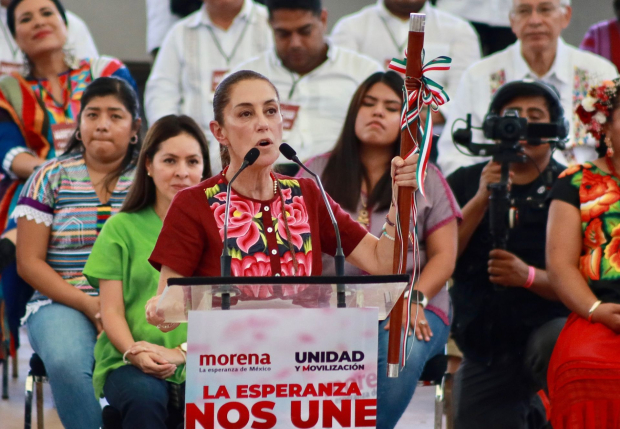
top-left (176, 342), bottom-right (187, 364)
top-left (404, 290), bottom-right (428, 308)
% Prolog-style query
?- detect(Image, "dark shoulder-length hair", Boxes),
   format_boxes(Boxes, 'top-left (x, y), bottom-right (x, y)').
top-left (321, 71), bottom-right (403, 212)
top-left (64, 76), bottom-right (142, 192)
top-left (122, 115), bottom-right (212, 213)
top-left (7, 0), bottom-right (68, 36)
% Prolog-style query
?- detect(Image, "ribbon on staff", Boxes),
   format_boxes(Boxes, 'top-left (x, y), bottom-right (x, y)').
top-left (388, 50), bottom-right (451, 367)
top-left (388, 50), bottom-right (451, 197)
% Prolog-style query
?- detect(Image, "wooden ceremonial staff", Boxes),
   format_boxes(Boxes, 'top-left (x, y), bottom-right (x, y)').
top-left (387, 13), bottom-right (425, 378)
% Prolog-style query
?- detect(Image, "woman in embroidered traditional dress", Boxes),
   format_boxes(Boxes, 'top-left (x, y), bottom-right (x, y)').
top-left (547, 77), bottom-right (620, 428)
top-left (83, 115), bottom-right (211, 428)
top-left (0, 0), bottom-right (136, 262)
top-left (0, 0), bottom-right (136, 352)
top-left (299, 71), bottom-right (460, 429)
top-left (14, 77), bottom-right (141, 429)
top-left (145, 69), bottom-right (418, 325)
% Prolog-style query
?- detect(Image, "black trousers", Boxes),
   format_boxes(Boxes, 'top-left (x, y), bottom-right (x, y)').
top-left (453, 317), bottom-right (566, 429)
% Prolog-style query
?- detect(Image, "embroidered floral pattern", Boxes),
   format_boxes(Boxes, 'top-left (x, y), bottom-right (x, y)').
top-left (205, 177), bottom-right (313, 279)
top-left (579, 168), bottom-right (620, 222)
top-left (572, 67), bottom-right (592, 147)
top-left (562, 164), bottom-right (620, 283)
top-left (489, 69), bottom-right (506, 96)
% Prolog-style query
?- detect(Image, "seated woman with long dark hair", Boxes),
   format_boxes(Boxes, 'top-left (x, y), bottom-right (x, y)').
top-left (299, 71), bottom-right (461, 429)
top-left (83, 115), bottom-right (211, 428)
top-left (14, 77), bottom-right (141, 429)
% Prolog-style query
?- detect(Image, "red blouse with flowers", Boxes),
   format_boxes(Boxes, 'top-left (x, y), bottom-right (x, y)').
top-left (551, 162), bottom-right (620, 304)
top-left (149, 172), bottom-right (368, 287)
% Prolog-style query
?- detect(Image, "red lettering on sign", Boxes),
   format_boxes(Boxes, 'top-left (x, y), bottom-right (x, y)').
top-left (186, 403), bottom-right (215, 429)
top-left (250, 401), bottom-right (277, 429)
top-left (354, 399), bottom-right (377, 427)
top-left (291, 400), bottom-right (319, 428)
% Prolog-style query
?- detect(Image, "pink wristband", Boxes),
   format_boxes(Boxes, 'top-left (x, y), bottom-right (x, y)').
top-left (523, 266), bottom-right (535, 289)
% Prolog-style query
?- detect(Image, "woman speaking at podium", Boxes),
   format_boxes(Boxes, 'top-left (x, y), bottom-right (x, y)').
top-left (145, 69), bottom-right (417, 321)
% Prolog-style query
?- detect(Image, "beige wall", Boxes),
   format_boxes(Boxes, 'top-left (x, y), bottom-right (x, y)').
top-left (60, 0), bottom-right (613, 63)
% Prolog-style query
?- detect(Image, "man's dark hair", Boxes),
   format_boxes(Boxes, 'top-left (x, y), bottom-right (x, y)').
top-left (615, 0), bottom-right (620, 19)
top-left (488, 80), bottom-right (564, 123)
top-left (265, 0), bottom-right (322, 18)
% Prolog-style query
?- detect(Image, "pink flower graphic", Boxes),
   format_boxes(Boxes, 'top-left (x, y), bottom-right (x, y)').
top-left (231, 252), bottom-right (272, 278)
top-left (211, 193), bottom-right (262, 253)
top-left (281, 250), bottom-right (313, 281)
top-left (273, 193), bottom-right (311, 249)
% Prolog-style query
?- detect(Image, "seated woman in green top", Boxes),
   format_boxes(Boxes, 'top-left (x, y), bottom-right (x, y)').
top-left (83, 115), bottom-right (211, 428)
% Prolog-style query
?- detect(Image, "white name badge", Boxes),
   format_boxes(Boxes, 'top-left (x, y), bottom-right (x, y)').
top-left (51, 122), bottom-right (77, 154)
top-left (280, 103), bottom-right (301, 131)
top-left (212, 69), bottom-right (229, 93)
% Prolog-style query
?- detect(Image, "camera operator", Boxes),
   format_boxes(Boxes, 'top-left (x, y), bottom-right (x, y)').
top-left (447, 80), bottom-right (570, 429)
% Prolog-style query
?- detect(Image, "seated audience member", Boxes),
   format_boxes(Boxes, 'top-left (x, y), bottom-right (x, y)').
top-left (435, 0), bottom-right (515, 56)
top-left (84, 115), bottom-right (211, 428)
top-left (231, 0), bottom-right (382, 166)
top-left (145, 0), bottom-right (272, 172)
top-left (145, 0), bottom-right (202, 57)
top-left (438, 0), bottom-right (618, 176)
top-left (579, 0), bottom-right (620, 71)
top-left (330, 0), bottom-right (481, 127)
top-left (0, 0), bottom-right (98, 72)
top-left (14, 77), bottom-right (141, 429)
top-left (0, 0), bottom-right (136, 349)
top-left (299, 71), bottom-right (460, 429)
top-left (546, 77), bottom-right (620, 428)
top-left (447, 80), bottom-right (570, 429)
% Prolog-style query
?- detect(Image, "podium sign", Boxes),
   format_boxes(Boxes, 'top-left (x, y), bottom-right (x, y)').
top-left (185, 308), bottom-right (379, 429)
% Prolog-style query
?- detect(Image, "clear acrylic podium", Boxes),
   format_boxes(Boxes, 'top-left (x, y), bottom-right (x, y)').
top-left (157, 275), bottom-right (410, 323)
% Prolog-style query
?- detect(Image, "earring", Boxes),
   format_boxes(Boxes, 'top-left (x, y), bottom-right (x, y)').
top-left (76, 130), bottom-right (82, 141)
top-left (147, 171), bottom-right (151, 177)
top-left (606, 135), bottom-right (614, 157)
top-left (130, 135), bottom-right (138, 144)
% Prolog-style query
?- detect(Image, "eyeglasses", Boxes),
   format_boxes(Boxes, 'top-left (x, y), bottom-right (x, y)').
top-left (511, 3), bottom-right (564, 20)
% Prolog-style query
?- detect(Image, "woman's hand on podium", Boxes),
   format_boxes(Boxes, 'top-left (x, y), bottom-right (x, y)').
top-left (145, 294), bottom-right (180, 332)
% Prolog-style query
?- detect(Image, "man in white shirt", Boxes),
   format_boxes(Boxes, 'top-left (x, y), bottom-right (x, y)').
top-left (330, 0), bottom-right (481, 127)
top-left (146, 0), bottom-right (181, 57)
top-left (232, 0), bottom-right (382, 164)
top-left (0, 0), bottom-right (98, 74)
top-left (144, 0), bottom-right (272, 172)
top-left (435, 0), bottom-right (516, 56)
top-left (437, 0), bottom-right (619, 176)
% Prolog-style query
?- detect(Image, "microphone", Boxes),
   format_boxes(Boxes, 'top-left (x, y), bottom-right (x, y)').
top-left (221, 148), bottom-right (260, 279)
top-left (279, 144), bottom-right (347, 307)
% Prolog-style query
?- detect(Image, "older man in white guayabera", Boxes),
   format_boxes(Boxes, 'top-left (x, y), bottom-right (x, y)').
top-left (437, 0), bottom-right (619, 176)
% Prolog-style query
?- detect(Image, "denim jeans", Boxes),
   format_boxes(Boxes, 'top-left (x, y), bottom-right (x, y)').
top-left (26, 302), bottom-right (102, 429)
top-left (377, 309), bottom-right (450, 429)
top-left (104, 364), bottom-right (182, 429)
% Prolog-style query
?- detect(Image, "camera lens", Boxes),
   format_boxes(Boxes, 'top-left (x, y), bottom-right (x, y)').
top-left (499, 118), bottom-right (521, 140)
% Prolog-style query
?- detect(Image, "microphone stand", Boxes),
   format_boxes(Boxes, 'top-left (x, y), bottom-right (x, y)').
top-left (220, 148), bottom-right (260, 309)
top-left (279, 144), bottom-right (347, 307)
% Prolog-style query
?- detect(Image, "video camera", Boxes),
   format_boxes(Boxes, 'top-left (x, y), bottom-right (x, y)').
top-left (450, 80), bottom-right (569, 288)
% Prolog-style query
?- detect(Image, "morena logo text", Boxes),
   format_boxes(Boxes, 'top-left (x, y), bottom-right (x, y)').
top-left (200, 353), bottom-right (271, 366)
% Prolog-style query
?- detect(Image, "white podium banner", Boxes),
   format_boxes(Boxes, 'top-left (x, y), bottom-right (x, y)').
top-left (186, 307), bottom-right (379, 429)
